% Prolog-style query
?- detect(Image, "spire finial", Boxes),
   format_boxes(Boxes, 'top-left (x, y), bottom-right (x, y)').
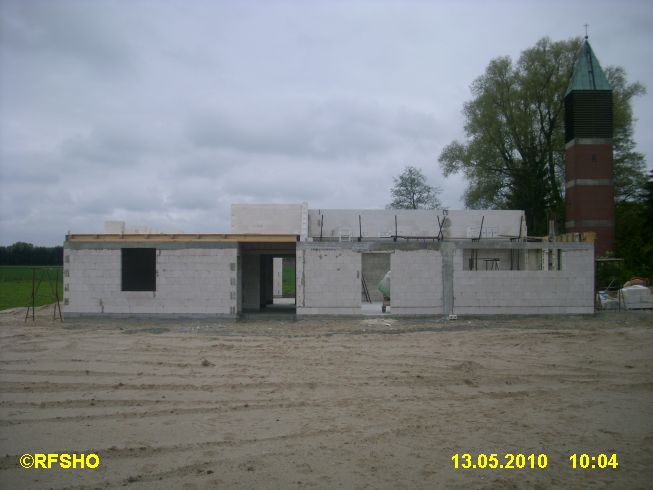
top-left (584, 23), bottom-right (589, 40)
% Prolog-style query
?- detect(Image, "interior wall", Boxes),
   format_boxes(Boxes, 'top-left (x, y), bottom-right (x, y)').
top-left (241, 253), bottom-right (261, 311)
top-left (390, 249), bottom-right (443, 314)
top-left (526, 249), bottom-right (543, 270)
top-left (237, 254), bottom-right (242, 313)
top-left (260, 255), bottom-right (274, 307)
top-left (272, 257), bottom-right (283, 297)
top-left (296, 246), bottom-right (361, 314)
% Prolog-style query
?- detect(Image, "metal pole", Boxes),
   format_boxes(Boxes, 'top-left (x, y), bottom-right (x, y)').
top-left (319, 214), bottom-right (324, 242)
top-left (31, 267), bottom-right (35, 322)
top-left (358, 215), bottom-right (362, 242)
top-left (394, 215), bottom-right (398, 242)
top-left (518, 215), bottom-right (523, 240)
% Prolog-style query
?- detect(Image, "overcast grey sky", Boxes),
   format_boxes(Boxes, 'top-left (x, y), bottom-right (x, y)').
top-left (1, 0), bottom-right (651, 245)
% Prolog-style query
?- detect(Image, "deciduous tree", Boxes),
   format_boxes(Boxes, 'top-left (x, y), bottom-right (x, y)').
top-left (388, 166), bottom-right (441, 210)
top-left (439, 37), bottom-right (646, 235)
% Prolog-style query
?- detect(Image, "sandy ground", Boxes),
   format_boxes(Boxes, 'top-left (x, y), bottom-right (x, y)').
top-left (0, 307), bottom-right (652, 489)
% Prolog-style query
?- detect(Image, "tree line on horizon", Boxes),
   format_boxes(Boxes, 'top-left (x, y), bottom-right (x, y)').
top-left (0, 243), bottom-right (63, 266)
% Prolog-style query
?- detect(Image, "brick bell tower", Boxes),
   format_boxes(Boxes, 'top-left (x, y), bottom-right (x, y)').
top-left (564, 37), bottom-right (614, 256)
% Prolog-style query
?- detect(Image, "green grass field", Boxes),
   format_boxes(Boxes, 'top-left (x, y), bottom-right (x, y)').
top-left (0, 266), bottom-right (63, 311)
top-left (282, 263), bottom-right (296, 297)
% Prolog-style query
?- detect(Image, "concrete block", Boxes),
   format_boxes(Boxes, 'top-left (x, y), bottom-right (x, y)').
top-left (297, 307), bottom-right (360, 315)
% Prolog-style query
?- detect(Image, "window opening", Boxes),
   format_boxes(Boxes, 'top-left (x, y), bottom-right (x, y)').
top-left (122, 248), bottom-right (156, 291)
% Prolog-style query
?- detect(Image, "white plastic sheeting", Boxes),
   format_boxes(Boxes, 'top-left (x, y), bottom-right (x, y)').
top-left (378, 271), bottom-right (391, 299)
top-left (621, 285), bottom-right (653, 310)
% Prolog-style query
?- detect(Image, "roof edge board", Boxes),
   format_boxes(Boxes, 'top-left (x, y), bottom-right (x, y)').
top-left (66, 234), bottom-right (299, 243)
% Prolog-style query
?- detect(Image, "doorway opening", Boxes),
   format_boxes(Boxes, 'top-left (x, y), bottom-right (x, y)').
top-left (270, 256), bottom-right (296, 310)
top-left (361, 252), bottom-right (391, 315)
top-left (239, 242), bottom-right (297, 315)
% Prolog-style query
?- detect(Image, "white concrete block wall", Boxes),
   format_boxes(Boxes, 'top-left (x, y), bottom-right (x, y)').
top-left (64, 247), bottom-right (238, 316)
top-left (307, 209), bottom-right (526, 240)
top-left (156, 249), bottom-right (237, 315)
top-left (231, 204), bottom-right (303, 235)
top-left (65, 249), bottom-right (120, 313)
top-left (65, 240), bottom-right (594, 317)
top-left (453, 247), bottom-right (594, 314)
top-left (296, 247), bottom-right (361, 314)
top-left (104, 221), bottom-right (125, 233)
top-left (391, 250), bottom-right (443, 315)
top-left (273, 257), bottom-right (283, 297)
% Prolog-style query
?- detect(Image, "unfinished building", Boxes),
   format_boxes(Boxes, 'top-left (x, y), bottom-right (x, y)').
top-left (63, 204), bottom-right (594, 318)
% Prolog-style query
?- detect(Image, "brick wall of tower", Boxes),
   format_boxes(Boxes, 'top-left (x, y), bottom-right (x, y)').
top-left (565, 142), bottom-right (615, 256)
top-left (565, 143), bottom-right (613, 180)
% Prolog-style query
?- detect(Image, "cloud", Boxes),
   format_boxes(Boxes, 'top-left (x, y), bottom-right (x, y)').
top-left (0, 1), bottom-right (133, 74)
top-left (164, 178), bottom-right (226, 212)
top-left (186, 98), bottom-right (443, 160)
top-left (0, 0), bottom-right (651, 245)
top-left (60, 126), bottom-right (154, 168)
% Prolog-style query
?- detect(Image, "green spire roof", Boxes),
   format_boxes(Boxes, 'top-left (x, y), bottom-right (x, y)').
top-left (565, 40), bottom-right (611, 95)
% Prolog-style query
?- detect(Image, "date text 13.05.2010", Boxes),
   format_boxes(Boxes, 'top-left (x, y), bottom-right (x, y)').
top-left (452, 453), bottom-right (547, 469)
top-left (452, 453), bottom-right (619, 470)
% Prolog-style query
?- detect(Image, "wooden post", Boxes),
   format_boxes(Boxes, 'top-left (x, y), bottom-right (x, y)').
top-left (29, 267), bottom-right (35, 322)
top-left (53, 267), bottom-right (63, 322)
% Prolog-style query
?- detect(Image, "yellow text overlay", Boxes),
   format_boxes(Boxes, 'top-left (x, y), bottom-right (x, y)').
top-left (20, 453), bottom-right (100, 469)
